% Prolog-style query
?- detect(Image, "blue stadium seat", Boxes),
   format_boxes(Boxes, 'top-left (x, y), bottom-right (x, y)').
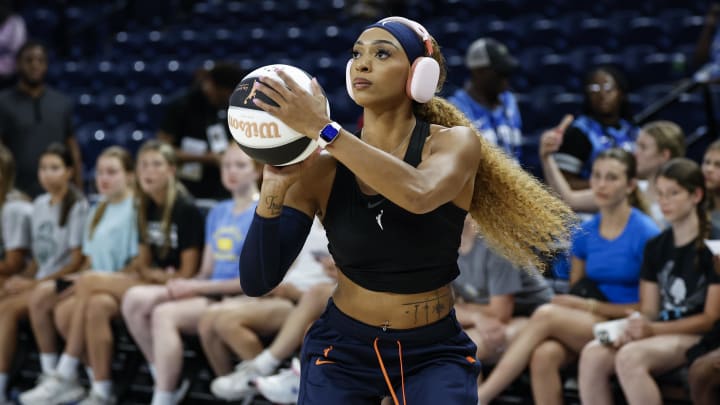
top-left (516, 46), bottom-right (554, 79)
top-left (572, 18), bottom-right (615, 48)
top-left (75, 122), bottom-right (116, 178)
top-left (57, 61), bottom-right (91, 91)
top-left (533, 54), bottom-right (578, 88)
top-left (627, 92), bottom-right (644, 115)
top-left (131, 90), bottom-right (167, 130)
top-left (95, 93), bottom-right (140, 128)
top-left (113, 124), bottom-right (154, 157)
top-left (89, 60), bottom-right (130, 93)
top-left (635, 53), bottom-right (686, 87)
top-left (481, 20), bottom-right (521, 51)
top-left (476, 0), bottom-right (518, 20)
top-left (74, 93), bottom-right (102, 126)
top-left (674, 15), bottom-right (705, 47)
top-left (23, 7), bottom-right (59, 42)
top-left (654, 94), bottom-right (707, 133)
top-left (523, 19), bottom-right (569, 50)
top-left (147, 60), bottom-right (195, 94)
top-left (528, 85), bottom-right (568, 129)
top-left (551, 92), bottom-right (584, 117)
top-left (622, 17), bottom-right (670, 50)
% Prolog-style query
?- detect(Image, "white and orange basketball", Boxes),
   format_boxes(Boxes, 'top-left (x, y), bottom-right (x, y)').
top-left (227, 64), bottom-right (329, 166)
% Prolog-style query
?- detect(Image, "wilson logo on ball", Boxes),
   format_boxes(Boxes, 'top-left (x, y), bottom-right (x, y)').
top-left (228, 117), bottom-right (280, 139)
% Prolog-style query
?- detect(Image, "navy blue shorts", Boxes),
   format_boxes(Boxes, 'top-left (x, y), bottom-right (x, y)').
top-left (298, 299), bottom-right (481, 404)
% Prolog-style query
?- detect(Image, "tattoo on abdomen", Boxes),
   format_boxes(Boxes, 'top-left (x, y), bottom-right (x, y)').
top-left (402, 292), bottom-right (450, 325)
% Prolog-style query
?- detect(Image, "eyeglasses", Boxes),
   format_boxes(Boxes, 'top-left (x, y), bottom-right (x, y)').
top-left (587, 82), bottom-right (615, 94)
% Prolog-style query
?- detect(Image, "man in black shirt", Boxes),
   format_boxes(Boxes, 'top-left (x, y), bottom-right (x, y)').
top-left (158, 62), bottom-right (245, 199)
top-left (0, 41), bottom-right (83, 197)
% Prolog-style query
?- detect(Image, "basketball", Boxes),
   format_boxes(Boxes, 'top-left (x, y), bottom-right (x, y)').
top-left (227, 64), bottom-right (329, 166)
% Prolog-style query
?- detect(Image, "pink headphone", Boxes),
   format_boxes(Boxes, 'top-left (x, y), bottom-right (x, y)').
top-left (345, 17), bottom-right (440, 104)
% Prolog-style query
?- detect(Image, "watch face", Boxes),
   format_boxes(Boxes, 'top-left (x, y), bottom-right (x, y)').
top-left (320, 124), bottom-right (340, 142)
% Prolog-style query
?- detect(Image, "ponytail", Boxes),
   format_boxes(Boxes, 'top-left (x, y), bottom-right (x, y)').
top-left (416, 97), bottom-right (576, 270)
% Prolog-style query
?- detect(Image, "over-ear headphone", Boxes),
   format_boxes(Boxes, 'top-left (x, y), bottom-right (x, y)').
top-left (346, 16), bottom-right (440, 104)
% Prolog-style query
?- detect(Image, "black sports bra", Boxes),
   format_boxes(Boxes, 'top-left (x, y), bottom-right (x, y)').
top-left (322, 120), bottom-right (466, 294)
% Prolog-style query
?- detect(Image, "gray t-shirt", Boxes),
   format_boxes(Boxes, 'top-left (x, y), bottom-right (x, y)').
top-left (454, 238), bottom-right (553, 315)
top-left (0, 191), bottom-right (32, 258)
top-left (31, 193), bottom-right (88, 279)
top-left (0, 87), bottom-right (73, 197)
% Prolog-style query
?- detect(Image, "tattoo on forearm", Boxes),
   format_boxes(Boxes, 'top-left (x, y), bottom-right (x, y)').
top-left (402, 292), bottom-right (450, 325)
top-left (265, 195), bottom-right (283, 216)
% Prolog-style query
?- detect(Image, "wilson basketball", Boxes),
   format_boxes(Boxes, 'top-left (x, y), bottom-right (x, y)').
top-left (227, 64), bottom-right (329, 166)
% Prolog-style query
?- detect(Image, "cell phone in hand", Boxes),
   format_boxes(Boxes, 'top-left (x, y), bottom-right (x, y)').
top-left (55, 278), bottom-right (74, 294)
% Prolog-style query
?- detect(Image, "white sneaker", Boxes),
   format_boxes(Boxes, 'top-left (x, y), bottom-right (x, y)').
top-left (210, 361), bottom-right (263, 400)
top-left (172, 378), bottom-right (190, 404)
top-left (19, 373), bottom-right (85, 405)
top-left (77, 390), bottom-right (117, 405)
top-left (254, 357), bottom-right (301, 404)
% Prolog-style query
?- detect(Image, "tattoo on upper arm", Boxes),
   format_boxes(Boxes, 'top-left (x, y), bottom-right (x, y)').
top-left (265, 195), bottom-right (283, 216)
top-left (402, 292), bottom-right (451, 325)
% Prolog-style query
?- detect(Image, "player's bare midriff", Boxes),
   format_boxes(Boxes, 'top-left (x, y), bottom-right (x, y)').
top-left (332, 271), bottom-right (454, 330)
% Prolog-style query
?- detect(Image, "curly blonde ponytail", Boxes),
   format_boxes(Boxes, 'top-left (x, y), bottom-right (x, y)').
top-left (416, 98), bottom-right (577, 270)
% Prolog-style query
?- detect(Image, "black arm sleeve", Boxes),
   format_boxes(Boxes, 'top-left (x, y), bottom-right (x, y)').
top-left (239, 206), bottom-right (313, 296)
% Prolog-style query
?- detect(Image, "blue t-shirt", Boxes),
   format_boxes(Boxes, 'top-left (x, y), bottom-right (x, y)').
top-left (82, 195), bottom-right (138, 272)
top-left (555, 115), bottom-right (639, 180)
top-left (448, 89), bottom-right (523, 161)
top-left (571, 208), bottom-right (660, 303)
top-left (205, 200), bottom-right (256, 281)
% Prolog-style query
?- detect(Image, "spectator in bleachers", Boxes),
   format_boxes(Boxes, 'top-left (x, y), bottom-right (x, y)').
top-left (579, 158), bottom-right (720, 405)
top-left (454, 214), bottom-right (553, 364)
top-left (448, 38), bottom-right (523, 162)
top-left (552, 66), bottom-right (639, 191)
top-left (542, 116), bottom-right (685, 224)
top-left (19, 146), bottom-right (137, 405)
top-left (701, 139), bottom-right (720, 228)
top-left (693, 2), bottom-right (720, 81)
top-left (0, 41), bottom-right (83, 197)
top-left (19, 140), bottom-right (202, 405)
top-left (119, 143), bottom-right (257, 405)
top-left (157, 62), bottom-right (245, 200)
top-left (0, 0), bottom-right (26, 89)
top-left (201, 218), bottom-right (333, 402)
top-left (0, 142), bottom-right (87, 405)
top-left (477, 148), bottom-right (660, 405)
top-left (687, 320), bottom-right (720, 405)
top-left (0, 144), bottom-right (31, 287)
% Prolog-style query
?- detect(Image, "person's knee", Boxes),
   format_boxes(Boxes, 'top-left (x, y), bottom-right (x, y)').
top-left (579, 341), bottom-right (612, 376)
top-left (86, 295), bottom-right (117, 324)
top-left (197, 313), bottom-right (216, 340)
top-left (530, 341), bottom-right (563, 372)
top-left (121, 286), bottom-right (153, 318)
top-left (29, 281), bottom-right (55, 312)
top-left (615, 343), bottom-right (645, 378)
top-left (689, 355), bottom-right (716, 387)
top-left (529, 304), bottom-right (557, 329)
top-left (151, 302), bottom-right (179, 332)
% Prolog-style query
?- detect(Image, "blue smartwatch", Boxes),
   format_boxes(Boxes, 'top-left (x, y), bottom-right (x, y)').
top-left (317, 122), bottom-right (342, 149)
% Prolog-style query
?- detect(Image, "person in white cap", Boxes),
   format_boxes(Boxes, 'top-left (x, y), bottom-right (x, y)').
top-left (449, 38), bottom-right (523, 162)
